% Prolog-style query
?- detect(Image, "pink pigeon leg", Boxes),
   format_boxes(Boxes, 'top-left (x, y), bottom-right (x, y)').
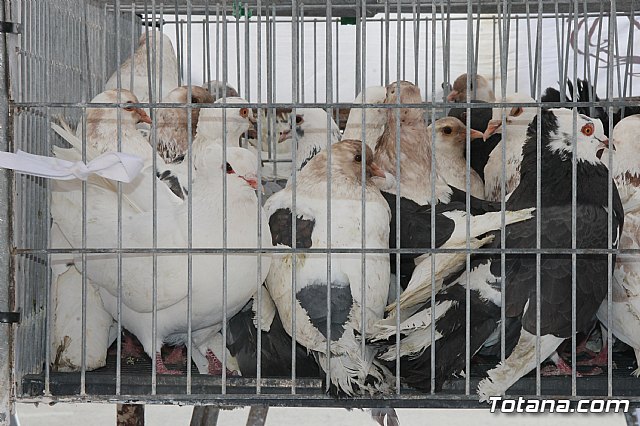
top-left (155, 352), bottom-right (182, 375)
top-left (164, 345), bottom-right (186, 365)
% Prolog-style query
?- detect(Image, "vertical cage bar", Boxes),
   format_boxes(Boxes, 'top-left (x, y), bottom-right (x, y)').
top-left (535, 0), bottom-right (543, 397)
top-left (324, 0), bottom-right (334, 393)
top-left (255, 0), bottom-right (263, 394)
top-left (185, 0), bottom-right (194, 395)
top-left (221, 0), bottom-right (229, 395)
top-left (290, 0), bottom-right (299, 395)
top-left (0, 0), bottom-right (14, 419)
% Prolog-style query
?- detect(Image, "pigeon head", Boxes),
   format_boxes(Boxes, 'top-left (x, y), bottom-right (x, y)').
top-left (607, 114), bottom-right (640, 178)
top-left (428, 117), bottom-right (484, 154)
top-left (447, 73), bottom-right (494, 103)
top-left (384, 81), bottom-right (424, 123)
top-left (336, 139), bottom-right (387, 182)
top-left (88, 89), bottom-right (152, 132)
top-left (279, 108), bottom-right (339, 142)
top-left (225, 147), bottom-right (260, 190)
top-left (300, 140), bottom-right (386, 189)
top-left (483, 94), bottom-right (537, 140)
top-left (342, 86), bottom-right (387, 148)
top-left (528, 108), bottom-right (608, 166)
top-left (195, 97), bottom-right (255, 144)
top-left (137, 29), bottom-right (165, 47)
top-left (279, 108), bottom-right (341, 171)
top-left (203, 80), bottom-right (240, 101)
top-left (193, 143), bottom-right (258, 190)
top-left (164, 85), bottom-right (213, 104)
top-left (160, 86), bottom-right (214, 137)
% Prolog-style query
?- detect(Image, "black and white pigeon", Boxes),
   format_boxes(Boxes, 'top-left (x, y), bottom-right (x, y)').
top-left (370, 108), bottom-right (622, 398)
top-left (264, 140), bottom-right (392, 395)
top-left (476, 108), bottom-right (623, 400)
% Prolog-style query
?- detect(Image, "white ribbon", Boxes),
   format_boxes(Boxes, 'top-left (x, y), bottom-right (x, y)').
top-left (0, 150), bottom-right (144, 183)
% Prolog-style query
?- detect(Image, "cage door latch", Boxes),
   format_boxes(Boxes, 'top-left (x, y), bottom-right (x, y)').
top-left (0, 21), bottom-right (22, 34)
top-left (0, 311), bottom-right (20, 324)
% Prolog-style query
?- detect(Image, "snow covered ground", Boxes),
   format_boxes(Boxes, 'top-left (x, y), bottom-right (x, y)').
top-left (15, 403), bottom-right (627, 425)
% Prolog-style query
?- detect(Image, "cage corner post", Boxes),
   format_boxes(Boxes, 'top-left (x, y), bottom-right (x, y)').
top-left (0, 0), bottom-right (16, 425)
top-left (0, 2), bottom-right (15, 426)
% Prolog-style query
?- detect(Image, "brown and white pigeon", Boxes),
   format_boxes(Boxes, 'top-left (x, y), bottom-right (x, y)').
top-left (154, 86), bottom-right (214, 163)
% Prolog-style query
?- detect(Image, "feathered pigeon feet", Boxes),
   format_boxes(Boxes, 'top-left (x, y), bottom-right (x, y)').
top-left (121, 332), bottom-right (145, 359)
top-left (163, 345), bottom-right (187, 365)
top-left (575, 344), bottom-right (608, 367)
top-left (477, 377), bottom-right (505, 403)
top-left (541, 356), bottom-right (602, 377)
top-left (155, 353), bottom-right (182, 375)
top-left (205, 349), bottom-right (239, 376)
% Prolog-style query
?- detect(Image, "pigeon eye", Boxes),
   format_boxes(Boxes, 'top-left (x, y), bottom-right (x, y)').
top-left (295, 115), bottom-right (304, 125)
top-left (581, 123), bottom-right (594, 137)
top-left (354, 154), bottom-right (362, 163)
top-left (239, 108), bottom-right (249, 118)
top-left (442, 126), bottom-right (452, 135)
top-left (124, 101), bottom-right (135, 112)
top-left (226, 163), bottom-right (234, 173)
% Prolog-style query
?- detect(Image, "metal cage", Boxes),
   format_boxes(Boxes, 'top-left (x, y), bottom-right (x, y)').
top-left (1, 0), bottom-right (640, 423)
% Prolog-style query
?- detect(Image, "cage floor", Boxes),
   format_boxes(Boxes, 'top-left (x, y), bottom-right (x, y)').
top-left (20, 334), bottom-right (640, 407)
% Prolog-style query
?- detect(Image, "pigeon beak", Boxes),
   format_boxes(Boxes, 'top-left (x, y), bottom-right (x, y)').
top-left (369, 162), bottom-right (387, 179)
top-left (446, 91), bottom-right (458, 102)
top-left (278, 129), bottom-right (292, 143)
top-left (483, 119), bottom-right (502, 140)
top-left (469, 129), bottom-right (484, 140)
top-left (136, 108), bottom-right (152, 125)
top-left (596, 138), bottom-right (614, 160)
top-left (242, 175), bottom-right (259, 190)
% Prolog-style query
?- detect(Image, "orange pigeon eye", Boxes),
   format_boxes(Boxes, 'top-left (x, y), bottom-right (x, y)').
top-left (239, 108), bottom-right (249, 118)
top-left (581, 123), bottom-right (594, 136)
top-left (124, 101), bottom-right (135, 112)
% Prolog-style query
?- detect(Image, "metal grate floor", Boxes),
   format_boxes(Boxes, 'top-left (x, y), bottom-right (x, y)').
top-left (20, 335), bottom-right (640, 406)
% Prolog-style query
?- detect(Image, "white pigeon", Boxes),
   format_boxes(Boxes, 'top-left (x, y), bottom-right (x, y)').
top-left (104, 29), bottom-right (179, 103)
top-left (430, 116), bottom-right (485, 198)
top-left (155, 97), bottom-right (256, 200)
top-left (482, 93), bottom-right (537, 202)
top-left (49, 224), bottom-right (116, 372)
top-left (265, 140), bottom-right (392, 395)
top-left (278, 107), bottom-right (342, 180)
top-left (49, 89), bottom-right (180, 372)
top-left (55, 139), bottom-right (270, 374)
top-left (597, 114), bottom-right (640, 376)
top-left (154, 86), bottom-right (214, 163)
top-left (446, 73), bottom-right (495, 103)
top-left (342, 86), bottom-right (387, 152)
